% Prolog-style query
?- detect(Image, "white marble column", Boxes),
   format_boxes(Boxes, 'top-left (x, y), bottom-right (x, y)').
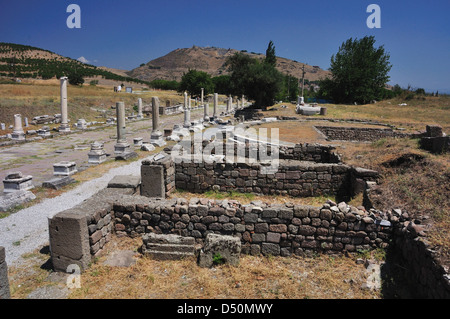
top-left (213, 93), bottom-right (218, 118)
top-left (183, 92), bottom-right (191, 128)
top-left (137, 98), bottom-right (143, 119)
top-left (114, 101), bottom-right (130, 154)
top-left (204, 103), bottom-right (210, 121)
top-left (11, 114), bottom-right (25, 140)
top-left (201, 88), bottom-right (204, 105)
top-left (150, 97), bottom-right (166, 146)
top-left (59, 77), bottom-right (70, 132)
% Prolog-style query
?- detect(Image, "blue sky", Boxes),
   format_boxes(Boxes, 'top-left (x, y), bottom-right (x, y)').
top-left (1, 0), bottom-right (449, 93)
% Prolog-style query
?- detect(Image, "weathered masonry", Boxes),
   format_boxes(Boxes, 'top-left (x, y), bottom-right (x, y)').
top-left (0, 246), bottom-right (10, 299)
top-left (141, 144), bottom-right (379, 202)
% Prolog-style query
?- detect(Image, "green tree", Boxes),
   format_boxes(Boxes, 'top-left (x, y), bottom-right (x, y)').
top-left (212, 75), bottom-right (232, 95)
top-left (225, 48), bottom-right (283, 109)
top-left (275, 74), bottom-right (299, 102)
top-left (319, 36), bottom-right (392, 104)
top-left (265, 40), bottom-right (276, 67)
top-left (178, 69), bottom-right (214, 97)
top-left (68, 72), bottom-right (84, 86)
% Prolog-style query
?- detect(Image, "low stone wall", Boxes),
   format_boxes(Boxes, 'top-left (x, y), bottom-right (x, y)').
top-left (315, 126), bottom-right (409, 142)
top-left (48, 188), bottom-right (135, 272)
top-left (364, 185), bottom-right (450, 298)
top-left (173, 160), bottom-right (353, 199)
top-left (0, 246), bottom-right (10, 299)
top-left (112, 195), bottom-right (394, 257)
top-left (279, 143), bottom-right (341, 163)
top-left (394, 229), bottom-right (450, 298)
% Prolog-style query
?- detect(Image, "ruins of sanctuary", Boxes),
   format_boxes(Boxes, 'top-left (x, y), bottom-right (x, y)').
top-left (1, 81), bottom-right (449, 299)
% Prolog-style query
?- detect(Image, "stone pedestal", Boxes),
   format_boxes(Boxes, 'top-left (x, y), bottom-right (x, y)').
top-left (3, 172), bottom-right (34, 194)
top-left (76, 119), bottom-right (87, 129)
top-left (53, 161), bottom-right (77, 176)
top-left (133, 137), bottom-right (143, 147)
top-left (37, 126), bottom-right (51, 137)
top-left (11, 114), bottom-right (25, 140)
top-left (59, 77), bottom-right (71, 133)
top-left (88, 142), bottom-right (107, 164)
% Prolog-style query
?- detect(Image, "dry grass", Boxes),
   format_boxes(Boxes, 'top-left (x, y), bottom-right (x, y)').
top-left (0, 82), bottom-right (183, 126)
top-left (264, 95), bottom-right (449, 133)
top-left (170, 189), bottom-right (339, 207)
top-left (63, 236), bottom-right (381, 300)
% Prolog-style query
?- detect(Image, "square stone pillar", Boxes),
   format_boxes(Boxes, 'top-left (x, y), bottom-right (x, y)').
top-left (0, 247), bottom-right (11, 299)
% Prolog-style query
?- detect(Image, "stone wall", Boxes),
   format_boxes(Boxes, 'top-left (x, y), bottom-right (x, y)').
top-left (112, 195), bottom-right (394, 257)
top-left (0, 246), bottom-right (10, 299)
top-left (173, 160), bottom-right (353, 199)
top-left (315, 126), bottom-right (409, 142)
top-left (141, 153), bottom-right (378, 201)
top-left (393, 229), bottom-right (450, 298)
top-left (48, 188), bottom-right (135, 272)
top-left (364, 185), bottom-right (450, 298)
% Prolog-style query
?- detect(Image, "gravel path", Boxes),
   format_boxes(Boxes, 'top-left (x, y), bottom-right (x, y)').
top-left (0, 105), bottom-right (225, 267)
top-left (0, 156), bottom-right (143, 267)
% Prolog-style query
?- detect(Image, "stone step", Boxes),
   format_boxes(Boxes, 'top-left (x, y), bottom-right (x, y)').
top-left (141, 233), bottom-right (196, 260)
top-left (143, 233), bottom-right (195, 246)
top-left (142, 248), bottom-right (195, 261)
top-left (145, 243), bottom-right (195, 254)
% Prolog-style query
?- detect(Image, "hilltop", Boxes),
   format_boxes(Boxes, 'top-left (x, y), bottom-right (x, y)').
top-left (127, 45), bottom-right (331, 83)
top-left (0, 42), bottom-right (147, 85)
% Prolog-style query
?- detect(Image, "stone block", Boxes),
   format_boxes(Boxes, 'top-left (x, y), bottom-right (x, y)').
top-left (53, 161), bottom-right (77, 176)
top-left (261, 243), bottom-right (280, 256)
top-left (141, 165), bottom-right (165, 198)
top-left (48, 209), bottom-right (91, 272)
top-left (0, 246), bottom-right (10, 299)
top-left (198, 234), bottom-right (241, 268)
top-left (107, 175), bottom-right (140, 193)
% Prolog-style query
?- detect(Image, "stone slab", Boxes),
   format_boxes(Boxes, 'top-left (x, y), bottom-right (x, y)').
top-left (107, 175), bottom-right (141, 189)
top-left (142, 233), bottom-right (195, 260)
top-left (103, 250), bottom-right (137, 267)
top-left (42, 176), bottom-right (76, 190)
top-left (115, 152), bottom-right (138, 161)
top-left (0, 190), bottom-right (36, 211)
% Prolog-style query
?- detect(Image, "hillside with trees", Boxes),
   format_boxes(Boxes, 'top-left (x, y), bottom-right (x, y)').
top-left (0, 42), bottom-right (149, 86)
